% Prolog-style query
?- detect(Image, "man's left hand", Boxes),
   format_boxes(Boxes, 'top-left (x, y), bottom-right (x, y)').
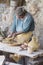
top-left (12, 33), bottom-right (17, 39)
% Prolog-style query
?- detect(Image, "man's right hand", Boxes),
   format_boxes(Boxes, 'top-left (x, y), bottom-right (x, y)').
top-left (7, 33), bottom-right (12, 38)
top-left (7, 33), bottom-right (16, 38)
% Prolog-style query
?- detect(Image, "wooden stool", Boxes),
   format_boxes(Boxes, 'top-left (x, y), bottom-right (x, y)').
top-left (5, 61), bottom-right (22, 65)
top-left (0, 55), bottom-right (5, 65)
top-left (25, 56), bottom-right (43, 65)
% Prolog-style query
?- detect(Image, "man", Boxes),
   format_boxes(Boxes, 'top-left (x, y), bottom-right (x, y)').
top-left (8, 7), bottom-right (35, 63)
top-left (8, 7), bottom-right (35, 43)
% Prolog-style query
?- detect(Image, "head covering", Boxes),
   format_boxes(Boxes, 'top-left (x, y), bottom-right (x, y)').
top-left (16, 7), bottom-right (26, 16)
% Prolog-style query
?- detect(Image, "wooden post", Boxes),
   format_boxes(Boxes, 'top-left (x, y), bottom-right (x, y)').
top-left (6, 0), bottom-right (10, 6)
top-left (0, 0), bottom-right (10, 6)
top-left (17, 0), bottom-right (25, 6)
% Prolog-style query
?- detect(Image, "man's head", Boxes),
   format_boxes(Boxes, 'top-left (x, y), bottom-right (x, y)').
top-left (16, 7), bottom-right (26, 18)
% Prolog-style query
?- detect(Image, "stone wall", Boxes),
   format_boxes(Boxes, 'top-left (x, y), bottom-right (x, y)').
top-left (25, 0), bottom-right (43, 48)
top-left (0, 0), bottom-right (25, 31)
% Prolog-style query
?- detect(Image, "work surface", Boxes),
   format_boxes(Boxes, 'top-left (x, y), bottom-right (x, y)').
top-left (0, 42), bottom-right (43, 58)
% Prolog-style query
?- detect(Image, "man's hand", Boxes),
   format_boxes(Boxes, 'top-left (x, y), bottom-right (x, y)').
top-left (7, 31), bottom-right (23, 38)
top-left (7, 34), bottom-right (12, 38)
top-left (12, 33), bottom-right (17, 39)
top-left (8, 33), bottom-right (16, 38)
top-left (20, 43), bottom-right (28, 50)
top-left (8, 35), bottom-right (11, 38)
top-left (7, 33), bottom-right (13, 38)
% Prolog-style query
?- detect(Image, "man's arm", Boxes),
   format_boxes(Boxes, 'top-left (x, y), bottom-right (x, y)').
top-left (13, 31), bottom-right (24, 37)
top-left (23, 15), bottom-right (35, 32)
top-left (8, 15), bottom-right (16, 37)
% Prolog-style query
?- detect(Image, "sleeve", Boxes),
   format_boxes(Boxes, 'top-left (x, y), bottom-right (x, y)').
top-left (9, 15), bottom-right (16, 33)
top-left (23, 15), bottom-right (35, 32)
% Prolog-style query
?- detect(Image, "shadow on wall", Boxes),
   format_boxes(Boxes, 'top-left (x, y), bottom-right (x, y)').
top-left (39, 39), bottom-right (43, 49)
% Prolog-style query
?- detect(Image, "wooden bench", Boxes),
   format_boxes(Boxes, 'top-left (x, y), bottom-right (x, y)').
top-left (0, 42), bottom-right (43, 65)
top-left (0, 42), bottom-right (43, 58)
top-left (5, 61), bottom-right (22, 65)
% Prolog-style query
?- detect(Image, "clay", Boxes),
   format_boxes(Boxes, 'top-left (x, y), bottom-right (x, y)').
top-left (28, 36), bottom-right (40, 53)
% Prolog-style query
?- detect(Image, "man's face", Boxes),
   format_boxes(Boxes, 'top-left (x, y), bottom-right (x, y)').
top-left (17, 14), bottom-right (25, 19)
